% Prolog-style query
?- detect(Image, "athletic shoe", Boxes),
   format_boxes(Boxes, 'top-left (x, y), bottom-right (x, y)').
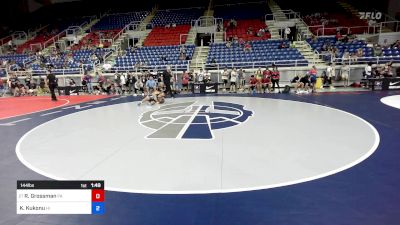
top-left (137, 102), bottom-right (142, 106)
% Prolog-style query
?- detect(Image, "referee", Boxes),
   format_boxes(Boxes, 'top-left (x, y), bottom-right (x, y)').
top-left (46, 70), bottom-right (58, 101)
top-left (162, 66), bottom-right (174, 98)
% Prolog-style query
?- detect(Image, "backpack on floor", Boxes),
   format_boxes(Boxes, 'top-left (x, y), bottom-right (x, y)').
top-left (282, 85), bottom-right (291, 93)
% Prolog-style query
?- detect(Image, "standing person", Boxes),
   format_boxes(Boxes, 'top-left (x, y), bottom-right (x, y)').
top-left (237, 68), bottom-right (244, 91)
top-left (326, 63), bottom-right (336, 89)
top-left (309, 65), bottom-right (318, 93)
top-left (174, 72), bottom-right (183, 94)
top-left (271, 65), bottom-right (281, 93)
top-left (162, 66), bottom-right (174, 98)
top-left (83, 72), bottom-right (93, 94)
top-left (341, 63), bottom-right (350, 87)
top-left (230, 68), bottom-right (238, 93)
top-left (182, 71), bottom-right (190, 93)
top-left (46, 70), bottom-right (58, 101)
top-left (221, 68), bottom-right (229, 92)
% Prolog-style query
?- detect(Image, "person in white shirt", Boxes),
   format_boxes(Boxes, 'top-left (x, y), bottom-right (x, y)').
top-left (197, 69), bottom-right (204, 83)
top-left (221, 68), bottom-right (229, 91)
top-left (285, 27), bottom-right (291, 40)
top-left (364, 62), bottom-right (372, 78)
top-left (230, 68), bottom-right (238, 93)
top-left (326, 63), bottom-right (335, 89)
top-left (341, 63), bottom-right (350, 87)
top-left (203, 70), bottom-right (211, 83)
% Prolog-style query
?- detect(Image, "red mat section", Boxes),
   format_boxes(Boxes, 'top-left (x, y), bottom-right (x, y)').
top-left (0, 95), bottom-right (111, 120)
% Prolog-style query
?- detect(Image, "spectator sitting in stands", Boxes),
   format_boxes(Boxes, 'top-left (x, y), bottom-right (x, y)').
top-left (244, 42), bottom-right (252, 52)
top-left (356, 48), bottom-right (364, 57)
top-left (257, 28), bottom-right (265, 37)
top-left (165, 23), bottom-right (171, 28)
top-left (391, 40), bottom-right (400, 48)
top-left (229, 19), bottom-right (237, 28)
top-left (382, 61), bottom-right (394, 77)
top-left (171, 23), bottom-right (176, 28)
top-left (335, 32), bottom-right (343, 42)
top-left (211, 58), bottom-right (217, 67)
top-left (226, 40), bottom-right (232, 48)
top-left (179, 52), bottom-right (186, 60)
top-left (342, 50), bottom-right (350, 63)
top-left (233, 35), bottom-right (239, 45)
top-left (247, 27), bottom-right (253, 35)
top-left (373, 44), bottom-right (383, 57)
top-left (278, 41), bottom-right (287, 49)
top-left (238, 38), bottom-right (245, 47)
top-left (161, 55), bottom-right (167, 61)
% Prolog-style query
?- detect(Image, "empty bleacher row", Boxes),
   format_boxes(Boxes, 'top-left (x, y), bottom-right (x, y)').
top-left (113, 45), bottom-right (195, 71)
top-left (151, 8), bottom-right (203, 26)
top-left (206, 40), bottom-right (308, 69)
top-left (92, 12), bottom-right (149, 31)
top-left (144, 25), bottom-right (191, 46)
top-left (214, 1), bottom-right (270, 20)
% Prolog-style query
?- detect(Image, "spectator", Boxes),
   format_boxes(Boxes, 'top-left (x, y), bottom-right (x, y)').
top-left (324, 63), bottom-right (335, 89)
top-left (249, 75), bottom-right (257, 94)
top-left (364, 62), bottom-right (372, 78)
top-left (335, 31), bottom-right (343, 42)
top-left (243, 42), bottom-right (252, 52)
top-left (308, 65), bottom-right (318, 93)
top-left (83, 72), bottom-right (93, 94)
top-left (271, 65), bottom-right (281, 93)
top-left (145, 75), bottom-right (157, 93)
top-left (238, 68), bottom-right (245, 91)
top-left (391, 40), bottom-right (400, 48)
top-left (247, 26), bottom-right (253, 35)
top-left (162, 66), bottom-right (174, 98)
top-left (373, 44), bottom-right (383, 57)
top-left (382, 61), bottom-right (394, 77)
top-left (229, 19), bottom-right (237, 28)
top-left (0, 78), bottom-right (5, 97)
top-left (278, 41), bottom-right (287, 49)
top-left (221, 68), bottom-right (229, 91)
top-left (171, 23), bottom-right (176, 28)
top-left (111, 73), bottom-right (120, 94)
top-left (229, 68), bottom-right (238, 93)
top-left (226, 40), bottom-right (232, 48)
top-left (182, 71), bottom-right (190, 93)
top-left (341, 63), bottom-right (350, 87)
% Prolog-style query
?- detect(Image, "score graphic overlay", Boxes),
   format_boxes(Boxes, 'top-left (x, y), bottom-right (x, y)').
top-left (17, 181), bottom-right (104, 214)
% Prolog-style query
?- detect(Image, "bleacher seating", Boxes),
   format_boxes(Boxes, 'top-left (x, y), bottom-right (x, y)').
top-left (143, 25), bottom-right (191, 46)
top-left (0, 54), bottom-right (35, 70)
top-left (113, 45), bottom-right (195, 71)
top-left (307, 37), bottom-right (400, 63)
top-left (214, 2), bottom-right (270, 20)
top-left (276, 0), bottom-right (368, 35)
top-left (92, 12), bottom-right (149, 30)
top-left (206, 40), bottom-right (308, 69)
top-left (31, 49), bottom-right (112, 75)
top-left (225, 19), bottom-right (270, 41)
top-left (16, 17), bottom-right (91, 54)
top-left (70, 30), bottom-right (120, 50)
top-left (151, 8), bottom-right (203, 26)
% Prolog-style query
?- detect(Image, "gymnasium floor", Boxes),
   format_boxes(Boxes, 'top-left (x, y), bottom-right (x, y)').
top-left (1, 91), bottom-right (400, 225)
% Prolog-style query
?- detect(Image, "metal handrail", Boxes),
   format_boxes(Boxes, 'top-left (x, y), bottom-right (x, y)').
top-left (204, 59), bottom-right (309, 70)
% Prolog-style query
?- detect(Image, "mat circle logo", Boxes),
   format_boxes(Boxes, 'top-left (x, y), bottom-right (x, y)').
top-left (139, 101), bottom-right (253, 139)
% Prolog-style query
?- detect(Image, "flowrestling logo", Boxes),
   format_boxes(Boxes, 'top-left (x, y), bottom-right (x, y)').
top-left (139, 101), bottom-right (253, 139)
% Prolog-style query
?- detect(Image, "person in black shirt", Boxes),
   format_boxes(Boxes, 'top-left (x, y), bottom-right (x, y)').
top-left (162, 66), bottom-right (174, 98)
top-left (46, 70), bottom-right (58, 101)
